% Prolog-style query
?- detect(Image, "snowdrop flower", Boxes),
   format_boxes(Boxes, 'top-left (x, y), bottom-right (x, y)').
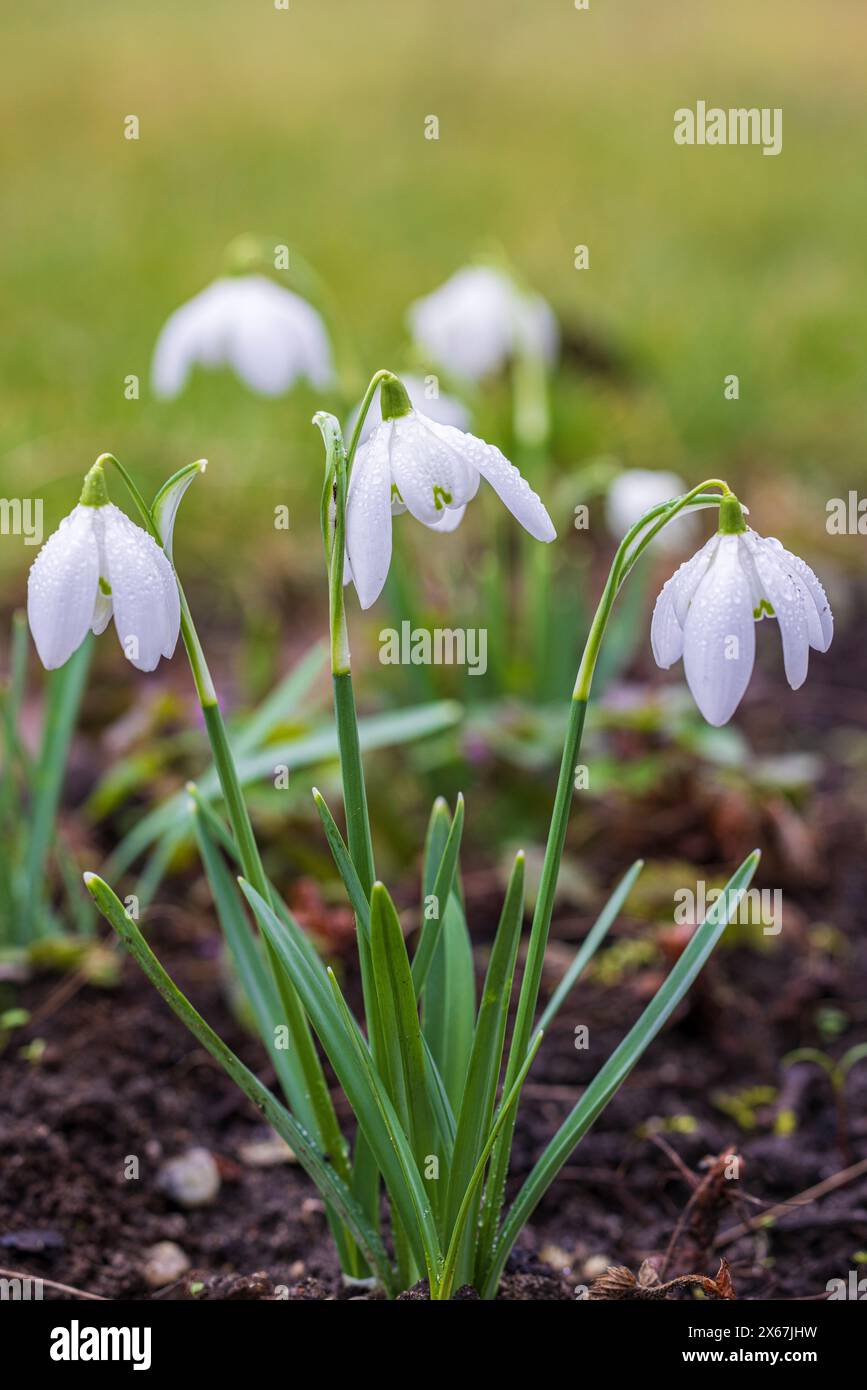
top-left (606, 469), bottom-right (699, 552)
top-left (651, 495), bottom-right (833, 726)
top-left (27, 460), bottom-right (180, 672)
top-left (407, 265), bottom-right (558, 383)
top-left (345, 374), bottom-right (555, 609)
top-left (347, 373), bottom-right (470, 447)
top-left (152, 275), bottom-right (334, 399)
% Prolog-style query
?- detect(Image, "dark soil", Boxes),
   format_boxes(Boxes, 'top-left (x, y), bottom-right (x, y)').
top-left (1, 588), bottom-right (866, 1302)
top-left (1, 858), bottom-right (865, 1301)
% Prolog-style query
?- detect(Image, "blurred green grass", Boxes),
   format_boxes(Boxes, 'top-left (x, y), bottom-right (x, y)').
top-left (1, 0), bottom-right (865, 594)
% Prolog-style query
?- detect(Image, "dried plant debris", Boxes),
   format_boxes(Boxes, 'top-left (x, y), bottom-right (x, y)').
top-left (587, 1257), bottom-right (735, 1301)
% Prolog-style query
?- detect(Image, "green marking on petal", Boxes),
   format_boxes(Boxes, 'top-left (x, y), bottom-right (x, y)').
top-left (753, 598), bottom-right (775, 620)
top-left (391, 483), bottom-right (404, 504)
top-left (99, 577), bottom-right (112, 596)
top-left (432, 485), bottom-right (453, 511)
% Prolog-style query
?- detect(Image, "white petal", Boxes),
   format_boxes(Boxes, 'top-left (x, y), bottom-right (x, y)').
top-left (408, 266), bottom-right (515, 380)
top-left (27, 506), bottom-right (98, 669)
top-left (763, 537), bottom-right (833, 653)
top-left (151, 276), bottom-right (334, 400)
top-left (345, 423), bottom-right (394, 609)
top-left (100, 506), bottom-right (180, 670)
top-left (407, 266), bottom-right (557, 382)
top-left (389, 415), bottom-right (479, 525)
top-left (263, 281), bottom-right (334, 389)
top-left (651, 538), bottom-right (719, 670)
top-left (683, 536), bottom-right (756, 725)
top-left (650, 585), bottom-right (683, 669)
top-left (229, 309), bottom-right (298, 395)
top-left (151, 281), bottom-right (232, 398)
top-left (420, 504), bottom-right (466, 533)
top-left (227, 278), bottom-right (334, 395)
top-left (424, 422), bottom-right (555, 542)
top-left (741, 533), bottom-right (809, 690)
top-left (670, 534), bottom-right (720, 625)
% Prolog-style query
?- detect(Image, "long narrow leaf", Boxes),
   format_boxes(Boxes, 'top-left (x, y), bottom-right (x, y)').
top-left (191, 797), bottom-right (320, 1130)
top-left (240, 879), bottom-right (443, 1281)
top-left (412, 793), bottom-right (465, 994)
top-left (421, 797), bottom-right (474, 1110)
top-left (481, 849), bottom-right (761, 1298)
top-left (190, 796), bottom-right (357, 1273)
top-left (446, 853), bottom-right (525, 1253)
top-left (312, 787), bottom-right (371, 940)
top-left (369, 883), bottom-right (435, 1176)
top-left (104, 699), bottom-right (462, 881)
top-left (0, 610), bottom-right (28, 806)
top-left (422, 797), bottom-right (451, 899)
top-left (84, 870), bottom-right (394, 1293)
top-left (439, 1030), bottom-right (543, 1301)
top-left (422, 894), bottom-right (475, 1110)
top-left (22, 635), bottom-right (92, 938)
top-left (538, 858), bottom-right (644, 1031)
top-left (421, 1035), bottom-right (457, 1159)
top-left (187, 785), bottom-right (324, 976)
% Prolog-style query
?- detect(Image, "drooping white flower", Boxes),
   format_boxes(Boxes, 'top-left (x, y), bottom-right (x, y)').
top-left (606, 469), bottom-right (699, 552)
top-left (407, 265), bottom-right (558, 382)
top-left (344, 375), bottom-right (555, 609)
top-left (27, 462), bottom-right (180, 672)
top-left (347, 373), bottom-right (470, 447)
top-left (651, 498), bottom-right (833, 725)
top-left (151, 275), bottom-right (334, 399)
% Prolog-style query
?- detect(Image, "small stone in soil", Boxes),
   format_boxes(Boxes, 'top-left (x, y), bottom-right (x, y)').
top-left (582, 1253), bottom-right (613, 1281)
top-left (142, 1241), bottom-right (190, 1289)
top-left (157, 1147), bottom-right (221, 1208)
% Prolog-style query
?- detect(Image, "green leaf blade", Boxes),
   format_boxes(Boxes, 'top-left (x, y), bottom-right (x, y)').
top-left (481, 849), bottom-right (761, 1298)
top-left (84, 870), bottom-right (394, 1294)
top-left (240, 878), bottom-right (442, 1283)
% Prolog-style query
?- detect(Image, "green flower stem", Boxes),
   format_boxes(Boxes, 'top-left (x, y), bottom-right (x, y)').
top-left (345, 368), bottom-right (393, 471)
top-left (616, 486), bottom-right (732, 592)
top-left (475, 694), bottom-right (585, 1273)
top-left (316, 389), bottom-right (395, 1241)
top-left (476, 477), bottom-right (730, 1284)
top-left (332, 672), bottom-right (376, 897)
top-left (511, 341), bottom-right (550, 456)
top-left (100, 452), bottom-right (358, 1269)
top-left (574, 481), bottom-right (729, 702)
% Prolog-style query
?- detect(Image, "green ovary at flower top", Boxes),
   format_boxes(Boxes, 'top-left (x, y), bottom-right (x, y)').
top-left (20, 366), bottom-right (835, 1298)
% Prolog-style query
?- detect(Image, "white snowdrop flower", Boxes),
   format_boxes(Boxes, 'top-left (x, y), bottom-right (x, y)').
top-left (151, 275), bottom-right (334, 399)
top-left (27, 460), bottom-right (180, 673)
top-left (606, 469), bottom-right (699, 552)
top-left (651, 496), bottom-right (833, 726)
top-left (347, 373), bottom-right (471, 447)
top-left (407, 265), bottom-right (558, 382)
top-left (344, 374), bottom-right (556, 609)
